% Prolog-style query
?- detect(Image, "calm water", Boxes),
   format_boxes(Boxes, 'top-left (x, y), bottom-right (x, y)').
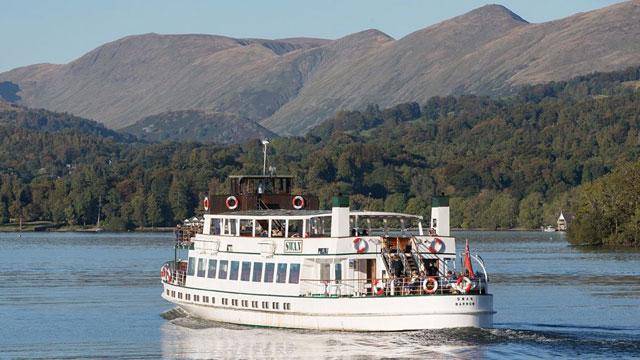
top-left (0, 231), bottom-right (639, 359)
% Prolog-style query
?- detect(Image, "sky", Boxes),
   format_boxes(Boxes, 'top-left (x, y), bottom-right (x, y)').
top-left (0, 0), bottom-right (627, 72)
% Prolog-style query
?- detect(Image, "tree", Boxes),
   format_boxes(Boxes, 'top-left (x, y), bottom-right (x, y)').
top-left (518, 192), bottom-right (543, 229)
top-left (169, 176), bottom-right (191, 223)
top-left (146, 193), bottom-right (161, 228)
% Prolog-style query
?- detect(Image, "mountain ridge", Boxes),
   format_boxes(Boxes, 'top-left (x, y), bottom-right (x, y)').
top-left (2, 1), bottom-right (640, 136)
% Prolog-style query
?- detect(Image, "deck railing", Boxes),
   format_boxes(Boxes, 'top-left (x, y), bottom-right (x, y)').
top-left (299, 276), bottom-right (487, 298)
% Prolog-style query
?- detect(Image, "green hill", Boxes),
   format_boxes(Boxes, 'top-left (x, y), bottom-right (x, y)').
top-left (0, 66), bottom-right (639, 235)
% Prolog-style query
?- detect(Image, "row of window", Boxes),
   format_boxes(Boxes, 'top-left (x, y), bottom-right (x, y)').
top-left (167, 289), bottom-right (291, 310)
top-left (187, 258), bottom-right (301, 284)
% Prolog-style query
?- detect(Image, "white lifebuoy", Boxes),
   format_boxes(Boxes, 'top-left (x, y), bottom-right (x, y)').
top-left (454, 276), bottom-right (474, 294)
top-left (203, 197), bottom-right (210, 211)
top-left (372, 279), bottom-right (386, 296)
top-left (226, 196), bottom-right (238, 210)
top-left (292, 195), bottom-right (305, 210)
top-left (422, 277), bottom-right (438, 294)
top-left (427, 238), bottom-right (445, 254)
top-left (353, 237), bottom-right (367, 253)
top-left (161, 264), bottom-right (173, 283)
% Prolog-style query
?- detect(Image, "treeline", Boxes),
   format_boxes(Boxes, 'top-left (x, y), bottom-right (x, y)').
top-left (568, 160), bottom-right (640, 247)
top-left (0, 66), bottom-right (639, 232)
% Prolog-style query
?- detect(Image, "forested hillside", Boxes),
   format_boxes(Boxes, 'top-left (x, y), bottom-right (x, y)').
top-left (0, 67), bottom-right (639, 231)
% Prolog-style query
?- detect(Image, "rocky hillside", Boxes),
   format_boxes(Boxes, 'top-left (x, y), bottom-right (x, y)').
top-left (2, 2), bottom-right (640, 135)
top-left (123, 110), bottom-right (275, 144)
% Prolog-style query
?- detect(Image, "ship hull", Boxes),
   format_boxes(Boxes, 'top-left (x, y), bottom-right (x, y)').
top-left (162, 283), bottom-right (493, 331)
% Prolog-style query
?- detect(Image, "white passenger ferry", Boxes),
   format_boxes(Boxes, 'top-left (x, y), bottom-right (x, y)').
top-left (161, 174), bottom-right (493, 331)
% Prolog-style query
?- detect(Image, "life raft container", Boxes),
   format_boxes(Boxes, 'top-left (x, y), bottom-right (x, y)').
top-left (428, 238), bottom-right (445, 254)
top-left (353, 237), bottom-right (367, 253)
top-left (292, 195), bottom-right (305, 210)
top-left (454, 276), bottom-right (474, 294)
top-left (226, 196), bottom-right (238, 210)
top-left (372, 279), bottom-right (386, 296)
top-left (422, 276), bottom-right (438, 294)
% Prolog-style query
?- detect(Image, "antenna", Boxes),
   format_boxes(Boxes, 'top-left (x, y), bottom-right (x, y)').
top-left (261, 139), bottom-right (270, 175)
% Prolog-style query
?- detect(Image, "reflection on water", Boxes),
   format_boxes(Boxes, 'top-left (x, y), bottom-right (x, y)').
top-left (1, 231), bottom-right (639, 359)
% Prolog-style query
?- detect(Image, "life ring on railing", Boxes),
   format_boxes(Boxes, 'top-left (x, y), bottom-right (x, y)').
top-left (372, 279), bottom-right (386, 296)
top-left (203, 197), bottom-right (210, 211)
top-left (422, 277), bottom-right (438, 294)
top-left (353, 237), bottom-right (367, 253)
top-left (226, 196), bottom-right (238, 210)
top-left (292, 195), bottom-right (305, 210)
top-left (161, 264), bottom-right (173, 283)
top-left (454, 277), bottom-right (474, 294)
top-left (427, 238), bottom-right (445, 253)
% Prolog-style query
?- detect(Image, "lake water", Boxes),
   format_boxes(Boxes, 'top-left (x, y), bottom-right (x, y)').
top-left (1, 231), bottom-right (639, 359)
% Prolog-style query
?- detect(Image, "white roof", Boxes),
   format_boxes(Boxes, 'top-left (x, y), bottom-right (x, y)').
top-left (205, 209), bottom-right (423, 221)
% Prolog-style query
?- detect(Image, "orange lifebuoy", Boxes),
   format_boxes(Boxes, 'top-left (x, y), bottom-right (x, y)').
top-left (226, 196), bottom-right (238, 210)
top-left (455, 277), bottom-right (473, 294)
top-left (292, 195), bottom-right (305, 210)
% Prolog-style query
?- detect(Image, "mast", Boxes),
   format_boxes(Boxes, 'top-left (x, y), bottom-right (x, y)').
top-left (261, 139), bottom-right (269, 176)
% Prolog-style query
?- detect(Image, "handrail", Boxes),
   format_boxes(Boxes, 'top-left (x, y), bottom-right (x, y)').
top-left (471, 254), bottom-right (489, 283)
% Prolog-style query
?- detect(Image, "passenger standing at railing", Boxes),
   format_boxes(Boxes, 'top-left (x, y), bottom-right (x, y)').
top-left (390, 254), bottom-right (404, 278)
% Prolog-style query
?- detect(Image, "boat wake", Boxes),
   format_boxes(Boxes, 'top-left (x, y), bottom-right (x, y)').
top-left (160, 308), bottom-right (640, 358)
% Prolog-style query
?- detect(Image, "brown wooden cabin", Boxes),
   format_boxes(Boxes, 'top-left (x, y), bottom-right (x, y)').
top-left (209, 175), bottom-right (319, 213)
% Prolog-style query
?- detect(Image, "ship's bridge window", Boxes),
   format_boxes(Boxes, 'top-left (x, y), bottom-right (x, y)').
top-left (187, 257), bottom-right (195, 276)
top-left (271, 219), bottom-right (285, 237)
top-left (307, 216), bottom-right (331, 237)
top-left (287, 220), bottom-right (303, 238)
top-left (197, 258), bottom-right (206, 277)
top-left (276, 263), bottom-right (288, 283)
top-left (239, 219), bottom-right (253, 236)
top-left (210, 218), bottom-right (222, 235)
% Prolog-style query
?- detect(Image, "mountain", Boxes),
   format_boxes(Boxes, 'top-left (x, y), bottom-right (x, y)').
top-left (2, 2), bottom-right (640, 136)
top-left (122, 110), bottom-right (276, 144)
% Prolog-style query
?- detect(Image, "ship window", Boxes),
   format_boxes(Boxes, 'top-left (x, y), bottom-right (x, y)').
top-left (187, 257), bottom-right (195, 276)
top-left (211, 219), bottom-right (221, 235)
top-left (166, 289), bottom-right (170, 296)
top-left (241, 300), bottom-right (248, 307)
top-left (335, 263), bottom-right (342, 282)
top-left (272, 302), bottom-right (279, 310)
top-left (276, 263), bottom-right (288, 283)
top-left (194, 295), bottom-right (199, 302)
top-left (252, 301), bottom-right (258, 308)
top-left (197, 258), bottom-right (206, 277)
top-left (284, 303), bottom-right (291, 310)
top-left (308, 217), bottom-right (331, 237)
top-left (252, 262), bottom-right (263, 282)
top-left (171, 291), bottom-right (175, 297)
top-left (240, 261), bottom-right (251, 281)
top-left (207, 259), bottom-right (217, 279)
top-left (212, 297), bottom-right (215, 304)
top-left (287, 220), bottom-right (303, 238)
top-left (218, 260), bottom-right (229, 279)
top-left (232, 299), bottom-right (238, 306)
top-left (185, 294), bottom-right (191, 301)
top-left (264, 262), bottom-right (275, 282)
top-left (262, 301), bottom-right (269, 309)
top-left (289, 263), bottom-right (300, 284)
top-left (222, 298), bottom-right (228, 305)
top-left (225, 218), bottom-right (237, 236)
top-left (178, 292), bottom-right (182, 299)
top-left (229, 261), bottom-right (240, 280)
top-left (271, 219), bottom-right (285, 237)
top-left (239, 219), bottom-right (253, 236)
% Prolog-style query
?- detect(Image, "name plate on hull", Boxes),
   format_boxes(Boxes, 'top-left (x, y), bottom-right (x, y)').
top-left (284, 240), bottom-right (303, 253)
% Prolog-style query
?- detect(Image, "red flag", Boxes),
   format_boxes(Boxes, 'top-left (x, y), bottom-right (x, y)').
top-left (464, 239), bottom-right (475, 279)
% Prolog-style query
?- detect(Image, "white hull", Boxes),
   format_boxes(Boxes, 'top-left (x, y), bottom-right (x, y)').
top-left (162, 283), bottom-right (493, 331)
